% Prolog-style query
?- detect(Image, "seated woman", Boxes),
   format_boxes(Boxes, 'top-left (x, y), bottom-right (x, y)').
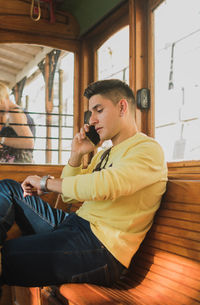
top-left (0, 82), bottom-right (35, 163)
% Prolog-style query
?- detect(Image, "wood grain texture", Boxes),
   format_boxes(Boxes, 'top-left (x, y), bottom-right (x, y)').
top-left (59, 178), bottom-right (200, 305)
top-left (0, 0), bottom-right (80, 40)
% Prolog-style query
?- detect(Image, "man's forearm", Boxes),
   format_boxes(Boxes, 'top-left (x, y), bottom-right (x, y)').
top-left (46, 178), bottom-right (63, 193)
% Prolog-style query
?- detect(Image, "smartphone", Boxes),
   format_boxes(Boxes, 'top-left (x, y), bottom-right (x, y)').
top-left (84, 110), bottom-right (100, 145)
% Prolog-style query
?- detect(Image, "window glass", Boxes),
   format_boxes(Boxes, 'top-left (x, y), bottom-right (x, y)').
top-left (97, 26), bottom-right (129, 83)
top-left (154, 0), bottom-right (200, 161)
top-left (22, 51), bottom-right (74, 164)
top-left (97, 26), bottom-right (129, 149)
top-left (52, 52), bottom-right (74, 164)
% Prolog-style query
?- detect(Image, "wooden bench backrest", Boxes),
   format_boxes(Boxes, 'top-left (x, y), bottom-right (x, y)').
top-left (3, 165), bottom-right (200, 304)
top-left (0, 163), bottom-right (64, 206)
top-left (127, 179), bottom-right (200, 304)
top-left (59, 179), bottom-right (200, 305)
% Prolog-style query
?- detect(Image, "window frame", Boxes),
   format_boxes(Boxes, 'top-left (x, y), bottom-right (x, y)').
top-left (0, 0), bottom-right (81, 165)
top-left (79, 0), bottom-right (149, 134)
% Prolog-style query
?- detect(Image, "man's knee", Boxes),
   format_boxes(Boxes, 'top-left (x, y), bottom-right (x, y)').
top-left (0, 179), bottom-right (22, 198)
top-left (0, 179), bottom-right (20, 188)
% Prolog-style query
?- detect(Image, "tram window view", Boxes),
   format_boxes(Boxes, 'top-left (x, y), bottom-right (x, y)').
top-left (97, 25), bottom-right (129, 149)
top-left (0, 46), bottom-right (74, 165)
top-left (154, 0), bottom-right (200, 161)
top-left (97, 25), bottom-right (129, 82)
top-left (21, 50), bottom-right (74, 165)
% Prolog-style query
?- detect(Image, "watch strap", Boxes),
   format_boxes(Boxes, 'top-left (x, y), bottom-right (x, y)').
top-left (40, 175), bottom-right (54, 192)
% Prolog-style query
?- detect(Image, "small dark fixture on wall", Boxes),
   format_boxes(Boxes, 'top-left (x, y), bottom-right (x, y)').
top-left (136, 88), bottom-right (150, 110)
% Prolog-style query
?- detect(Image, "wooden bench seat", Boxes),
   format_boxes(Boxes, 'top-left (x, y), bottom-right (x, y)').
top-left (4, 177), bottom-right (200, 305)
top-left (52, 179), bottom-right (200, 305)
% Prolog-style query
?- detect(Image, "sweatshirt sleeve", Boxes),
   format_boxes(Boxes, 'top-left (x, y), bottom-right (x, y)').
top-left (61, 141), bottom-right (167, 202)
top-left (61, 150), bottom-right (103, 202)
top-left (61, 150), bottom-right (103, 178)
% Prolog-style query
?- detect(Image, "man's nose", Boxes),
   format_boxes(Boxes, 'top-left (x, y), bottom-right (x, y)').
top-left (89, 113), bottom-right (98, 125)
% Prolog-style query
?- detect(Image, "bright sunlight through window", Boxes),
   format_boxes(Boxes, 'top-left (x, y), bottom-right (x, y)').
top-left (154, 0), bottom-right (200, 162)
top-left (97, 26), bottom-right (129, 83)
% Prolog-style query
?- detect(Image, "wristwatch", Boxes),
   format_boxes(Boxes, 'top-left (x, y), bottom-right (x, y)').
top-left (40, 175), bottom-right (54, 192)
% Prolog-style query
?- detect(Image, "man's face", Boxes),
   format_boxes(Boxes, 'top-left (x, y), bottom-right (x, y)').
top-left (88, 94), bottom-right (121, 142)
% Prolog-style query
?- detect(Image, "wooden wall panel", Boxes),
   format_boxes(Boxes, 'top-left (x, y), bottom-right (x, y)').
top-left (0, 0), bottom-right (80, 54)
top-left (130, 0), bottom-right (148, 134)
top-left (0, 0), bottom-right (79, 40)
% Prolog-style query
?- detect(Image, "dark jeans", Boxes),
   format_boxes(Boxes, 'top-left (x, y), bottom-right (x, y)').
top-left (0, 179), bottom-right (125, 287)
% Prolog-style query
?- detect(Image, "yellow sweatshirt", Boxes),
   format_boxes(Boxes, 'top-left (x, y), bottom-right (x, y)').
top-left (61, 132), bottom-right (168, 268)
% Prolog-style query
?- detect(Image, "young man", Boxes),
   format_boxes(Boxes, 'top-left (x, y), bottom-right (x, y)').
top-left (0, 79), bottom-right (167, 289)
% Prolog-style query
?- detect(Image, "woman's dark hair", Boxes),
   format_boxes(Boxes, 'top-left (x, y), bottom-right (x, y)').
top-left (84, 79), bottom-right (135, 109)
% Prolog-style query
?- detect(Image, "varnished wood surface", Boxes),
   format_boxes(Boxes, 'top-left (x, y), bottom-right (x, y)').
top-left (0, 0), bottom-right (79, 40)
top-left (134, 0), bottom-right (149, 134)
top-left (168, 160), bottom-right (200, 179)
top-left (1, 164), bottom-right (200, 305)
top-left (1, 160), bottom-right (200, 304)
top-left (59, 178), bottom-right (200, 305)
top-left (0, 164), bottom-right (64, 182)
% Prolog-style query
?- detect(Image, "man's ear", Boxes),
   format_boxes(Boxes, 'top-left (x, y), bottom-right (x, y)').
top-left (119, 99), bottom-right (128, 116)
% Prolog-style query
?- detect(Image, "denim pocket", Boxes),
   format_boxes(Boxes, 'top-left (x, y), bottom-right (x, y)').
top-left (71, 264), bottom-right (110, 286)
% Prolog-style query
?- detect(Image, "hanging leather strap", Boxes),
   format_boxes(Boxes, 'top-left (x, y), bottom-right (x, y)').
top-left (30, 0), bottom-right (41, 22)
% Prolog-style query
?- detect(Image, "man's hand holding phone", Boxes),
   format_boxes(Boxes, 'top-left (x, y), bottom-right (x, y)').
top-left (84, 110), bottom-right (100, 146)
top-left (68, 111), bottom-right (101, 167)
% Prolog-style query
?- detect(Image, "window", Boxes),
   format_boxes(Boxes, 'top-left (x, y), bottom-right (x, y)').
top-left (97, 26), bottom-right (129, 83)
top-left (21, 50), bottom-right (74, 164)
top-left (154, 0), bottom-right (200, 161)
top-left (96, 25), bottom-right (129, 149)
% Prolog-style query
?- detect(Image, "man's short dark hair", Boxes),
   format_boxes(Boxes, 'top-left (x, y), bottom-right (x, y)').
top-left (84, 79), bottom-right (135, 109)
